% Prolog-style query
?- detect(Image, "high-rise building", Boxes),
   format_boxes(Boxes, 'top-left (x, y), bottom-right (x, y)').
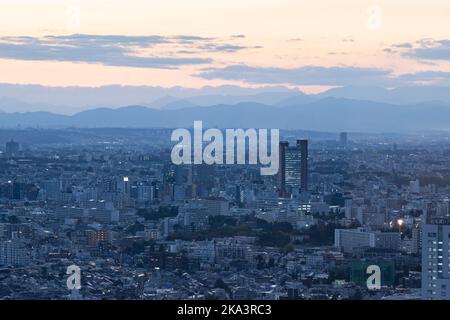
top-left (411, 225), bottom-right (422, 254)
top-left (422, 216), bottom-right (450, 299)
top-left (298, 140), bottom-right (308, 193)
top-left (278, 140), bottom-right (308, 197)
top-left (117, 176), bottom-right (131, 195)
top-left (277, 141), bottom-right (289, 197)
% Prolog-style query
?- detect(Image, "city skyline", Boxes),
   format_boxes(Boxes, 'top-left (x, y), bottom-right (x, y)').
top-left (1, 0), bottom-right (450, 305)
top-left (0, 127), bottom-right (431, 300)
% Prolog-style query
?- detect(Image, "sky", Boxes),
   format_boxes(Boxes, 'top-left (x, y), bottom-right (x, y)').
top-left (0, 0), bottom-right (450, 92)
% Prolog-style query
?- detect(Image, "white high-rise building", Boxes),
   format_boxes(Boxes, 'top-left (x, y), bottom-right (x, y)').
top-left (422, 217), bottom-right (450, 300)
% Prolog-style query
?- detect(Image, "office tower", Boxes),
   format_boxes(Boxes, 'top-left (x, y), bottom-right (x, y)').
top-left (285, 144), bottom-right (301, 194)
top-left (277, 141), bottom-right (289, 197)
top-left (339, 132), bottom-right (348, 146)
top-left (298, 140), bottom-right (308, 193)
top-left (5, 139), bottom-right (19, 157)
top-left (278, 141), bottom-right (300, 197)
top-left (411, 225), bottom-right (422, 254)
top-left (117, 176), bottom-right (131, 195)
top-left (422, 216), bottom-right (450, 300)
top-left (278, 140), bottom-right (308, 197)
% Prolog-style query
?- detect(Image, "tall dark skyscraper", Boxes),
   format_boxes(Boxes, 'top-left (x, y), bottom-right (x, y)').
top-left (278, 141), bottom-right (289, 197)
top-left (298, 140), bottom-right (308, 193)
top-left (278, 140), bottom-right (308, 197)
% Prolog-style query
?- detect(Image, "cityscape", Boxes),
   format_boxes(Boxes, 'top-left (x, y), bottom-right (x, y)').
top-left (0, 127), bottom-right (447, 300)
top-left (1, 0), bottom-right (450, 304)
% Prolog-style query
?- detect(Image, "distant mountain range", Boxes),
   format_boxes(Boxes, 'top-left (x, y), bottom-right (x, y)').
top-left (0, 83), bottom-right (299, 114)
top-left (3, 83), bottom-right (450, 114)
top-left (1, 97), bottom-right (450, 133)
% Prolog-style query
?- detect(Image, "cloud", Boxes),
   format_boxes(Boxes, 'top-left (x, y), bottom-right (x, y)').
top-left (0, 34), bottom-right (257, 69)
top-left (392, 42), bottom-right (413, 49)
top-left (342, 37), bottom-right (355, 43)
top-left (46, 34), bottom-right (170, 47)
top-left (396, 71), bottom-right (450, 85)
top-left (197, 64), bottom-right (450, 87)
top-left (383, 48), bottom-right (396, 54)
top-left (390, 39), bottom-right (450, 61)
top-left (328, 52), bottom-right (348, 56)
top-left (409, 40), bottom-right (450, 60)
top-left (173, 35), bottom-right (215, 44)
top-left (196, 65), bottom-right (396, 86)
top-left (198, 43), bottom-right (249, 53)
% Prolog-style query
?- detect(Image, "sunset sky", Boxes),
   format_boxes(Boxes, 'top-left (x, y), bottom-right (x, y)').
top-left (1, 0), bottom-right (450, 92)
